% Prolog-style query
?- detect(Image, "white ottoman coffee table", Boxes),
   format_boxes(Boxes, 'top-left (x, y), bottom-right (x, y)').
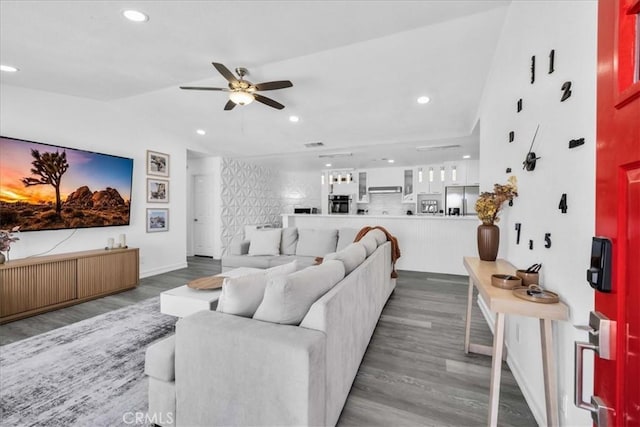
top-left (160, 267), bottom-right (262, 317)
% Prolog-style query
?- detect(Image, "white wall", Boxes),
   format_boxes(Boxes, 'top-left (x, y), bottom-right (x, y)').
top-left (0, 85), bottom-right (188, 277)
top-left (279, 171), bottom-right (322, 214)
top-left (478, 1), bottom-right (597, 425)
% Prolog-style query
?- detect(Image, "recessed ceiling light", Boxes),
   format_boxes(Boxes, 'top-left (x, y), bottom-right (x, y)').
top-left (196, 129), bottom-right (206, 135)
top-left (122, 9), bottom-right (149, 22)
top-left (289, 115), bottom-right (299, 123)
top-left (0, 65), bottom-right (19, 73)
top-left (417, 96), bottom-right (430, 104)
top-left (463, 155), bottom-right (471, 159)
top-left (325, 163), bottom-right (332, 167)
top-left (388, 159), bottom-right (395, 163)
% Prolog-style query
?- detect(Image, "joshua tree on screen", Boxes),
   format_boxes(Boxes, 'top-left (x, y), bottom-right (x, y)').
top-left (22, 149), bottom-right (69, 215)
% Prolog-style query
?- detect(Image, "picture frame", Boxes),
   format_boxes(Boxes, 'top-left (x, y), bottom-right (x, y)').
top-left (146, 208), bottom-right (169, 232)
top-left (147, 178), bottom-right (169, 203)
top-left (146, 150), bottom-right (170, 177)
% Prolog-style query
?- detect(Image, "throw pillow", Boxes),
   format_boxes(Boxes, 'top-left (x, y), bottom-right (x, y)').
top-left (366, 229), bottom-right (387, 246)
top-left (359, 235), bottom-right (377, 257)
top-left (217, 261), bottom-right (297, 317)
top-left (280, 227), bottom-right (298, 255)
top-left (248, 229), bottom-right (282, 256)
top-left (295, 228), bottom-right (338, 257)
top-left (253, 260), bottom-right (345, 325)
top-left (323, 242), bottom-right (366, 275)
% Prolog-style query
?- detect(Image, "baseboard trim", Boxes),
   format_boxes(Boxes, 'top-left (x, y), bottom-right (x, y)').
top-left (140, 262), bottom-right (188, 279)
top-left (476, 296), bottom-right (545, 426)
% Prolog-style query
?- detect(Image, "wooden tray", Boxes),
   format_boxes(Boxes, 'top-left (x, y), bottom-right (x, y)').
top-left (187, 275), bottom-right (227, 290)
top-left (512, 288), bottom-right (560, 304)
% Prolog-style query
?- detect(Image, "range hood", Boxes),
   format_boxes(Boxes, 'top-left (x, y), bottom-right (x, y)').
top-left (368, 186), bottom-right (402, 194)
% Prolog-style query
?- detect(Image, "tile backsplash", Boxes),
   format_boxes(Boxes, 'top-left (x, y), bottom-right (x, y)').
top-left (357, 193), bottom-right (414, 216)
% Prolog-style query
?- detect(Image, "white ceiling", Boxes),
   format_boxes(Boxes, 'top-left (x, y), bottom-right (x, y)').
top-left (0, 1), bottom-right (510, 171)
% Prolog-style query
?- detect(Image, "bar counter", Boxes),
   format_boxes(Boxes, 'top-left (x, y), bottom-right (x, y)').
top-left (282, 214), bottom-right (479, 275)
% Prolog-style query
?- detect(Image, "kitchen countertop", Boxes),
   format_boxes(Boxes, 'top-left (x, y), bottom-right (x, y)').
top-left (282, 214), bottom-right (479, 221)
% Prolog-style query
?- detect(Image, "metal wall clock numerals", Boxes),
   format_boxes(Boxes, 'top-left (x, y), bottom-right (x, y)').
top-left (569, 138), bottom-right (585, 149)
top-left (515, 223), bottom-right (521, 244)
top-left (530, 55), bottom-right (536, 84)
top-left (559, 193), bottom-right (568, 213)
top-left (509, 131), bottom-right (515, 143)
top-left (561, 81), bottom-right (572, 101)
top-left (548, 49), bottom-right (555, 74)
top-left (544, 233), bottom-right (552, 248)
top-left (517, 98), bottom-right (523, 112)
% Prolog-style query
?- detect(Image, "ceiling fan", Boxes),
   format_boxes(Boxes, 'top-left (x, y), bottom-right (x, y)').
top-left (180, 62), bottom-right (293, 111)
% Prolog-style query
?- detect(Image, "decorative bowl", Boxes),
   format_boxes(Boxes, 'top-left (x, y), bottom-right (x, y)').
top-left (491, 274), bottom-right (523, 289)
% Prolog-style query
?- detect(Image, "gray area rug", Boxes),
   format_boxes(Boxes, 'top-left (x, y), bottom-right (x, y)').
top-left (0, 297), bottom-right (176, 427)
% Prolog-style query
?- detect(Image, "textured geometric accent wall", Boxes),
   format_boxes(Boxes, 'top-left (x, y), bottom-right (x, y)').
top-left (220, 158), bottom-right (283, 255)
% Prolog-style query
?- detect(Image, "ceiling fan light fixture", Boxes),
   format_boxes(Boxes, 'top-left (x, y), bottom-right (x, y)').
top-left (229, 90), bottom-right (254, 105)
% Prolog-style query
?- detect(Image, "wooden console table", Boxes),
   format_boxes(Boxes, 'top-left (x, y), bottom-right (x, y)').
top-left (463, 257), bottom-right (569, 427)
top-left (0, 248), bottom-right (139, 324)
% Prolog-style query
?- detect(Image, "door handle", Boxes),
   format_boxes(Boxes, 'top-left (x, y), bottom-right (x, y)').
top-left (574, 340), bottom-right (597, 411)
top-left (573, 311), bottom-right (615, 426)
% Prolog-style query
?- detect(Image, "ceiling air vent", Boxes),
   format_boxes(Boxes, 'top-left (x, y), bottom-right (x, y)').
top-left (304, 142), bottom-right (324, 148)
top-left (415, 144), bottom-right (461, 151)
top-left (318, 152), bottom-right (353, 158)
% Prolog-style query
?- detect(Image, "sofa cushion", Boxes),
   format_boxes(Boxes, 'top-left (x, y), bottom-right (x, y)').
top-left (217, 261), bottom-right (297, 317)
top-left (324, 242), bottom-right (367, 275)
top-left (336, 228), bottom-right (359, 251)
top-left (295, 229), bottom-right (338, 257)
top-left (253, 260), bottom-right (345, 325)
top-left (367, 228), bottom-right (387, 246)
top-left (144, 335), bottom-right (176, 382)
top-left (280, 227), bottom-right (298, 255)
top-left (248, 229), bottom-right (282, 256)
top-left (221, 254), bottom-right (273, 269)
top-left (267, 255), bottom-right (316, 270)
top-left (359, 236), bottom-right (377, 257)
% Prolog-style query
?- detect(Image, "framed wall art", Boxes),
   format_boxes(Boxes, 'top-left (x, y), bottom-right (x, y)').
top-left (146, 208), bottom-right (169, 232)
top-left (147, 178), bottom-right (169, 203)
top-left (146, 150), bottom-right (170, 177)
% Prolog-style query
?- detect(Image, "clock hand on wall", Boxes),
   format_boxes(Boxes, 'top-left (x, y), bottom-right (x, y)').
top-left (523, 124), bottom-right (541, 171)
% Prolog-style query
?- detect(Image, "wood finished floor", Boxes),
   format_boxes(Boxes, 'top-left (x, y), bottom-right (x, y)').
top-left (0, 257), bottom-right (536, 426)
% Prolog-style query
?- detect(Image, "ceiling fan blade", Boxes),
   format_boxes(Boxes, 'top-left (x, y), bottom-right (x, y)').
top-left (254, 80), bottom-right (293, 91)
top-left (212, 62), bottom-right (239, 84)
top-left (224, 100), bottom-right (237, 111)
top-left (180, 86), bottom-right (228, 91)
top-left (254, 94), bottom-right (285, 110)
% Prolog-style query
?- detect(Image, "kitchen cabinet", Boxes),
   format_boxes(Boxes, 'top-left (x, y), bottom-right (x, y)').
top-left (365, 167), bottom-right (404, 188)
top-left (403, 169), bottom-right (415, 202)
top-left (466, 160), bottom-right (480, 185)
top-left (415, 166), bottom-right (428, 194)
top-left (357, 171), bottom-right (368, 202)
top-left (428, 165), bottom-right (444, 194)
top-left (444, 161), bottom-right (467, 187)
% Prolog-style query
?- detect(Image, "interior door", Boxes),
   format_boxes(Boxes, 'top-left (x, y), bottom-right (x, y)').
top-left (192, 174), bottom-right (214, 257)
top-left (594, 0), bottom-right (640, 425)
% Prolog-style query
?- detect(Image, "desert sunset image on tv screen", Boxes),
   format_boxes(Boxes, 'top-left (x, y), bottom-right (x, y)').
top-left (0, 136), bottom-right (134, 231)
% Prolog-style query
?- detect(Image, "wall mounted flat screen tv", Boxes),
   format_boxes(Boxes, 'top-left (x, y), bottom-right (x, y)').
top-left (0, 136), bottom-right (134, 232)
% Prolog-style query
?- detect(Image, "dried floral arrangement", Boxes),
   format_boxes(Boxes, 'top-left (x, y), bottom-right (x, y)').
top-left (475, 176), bottom-right (518, 225)
top-left (0, 226), bottom-right (20, 252)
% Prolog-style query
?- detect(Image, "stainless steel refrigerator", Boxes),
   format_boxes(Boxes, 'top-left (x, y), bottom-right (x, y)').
top-left (445, 186), bottom-right (480, 215)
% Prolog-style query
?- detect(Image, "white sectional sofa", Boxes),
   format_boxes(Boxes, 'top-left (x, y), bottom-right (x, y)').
top-left (221, 227), bottom-right (360, 271)
top-left (145, 228), bottom-right (395, 426)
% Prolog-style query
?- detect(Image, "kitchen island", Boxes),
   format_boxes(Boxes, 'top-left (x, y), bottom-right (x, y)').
top-left (282, 214), bottom-right (479, 275)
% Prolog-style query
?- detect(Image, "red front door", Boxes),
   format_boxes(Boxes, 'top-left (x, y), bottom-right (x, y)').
top-left (595, 0), bottom-right (640, 425)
